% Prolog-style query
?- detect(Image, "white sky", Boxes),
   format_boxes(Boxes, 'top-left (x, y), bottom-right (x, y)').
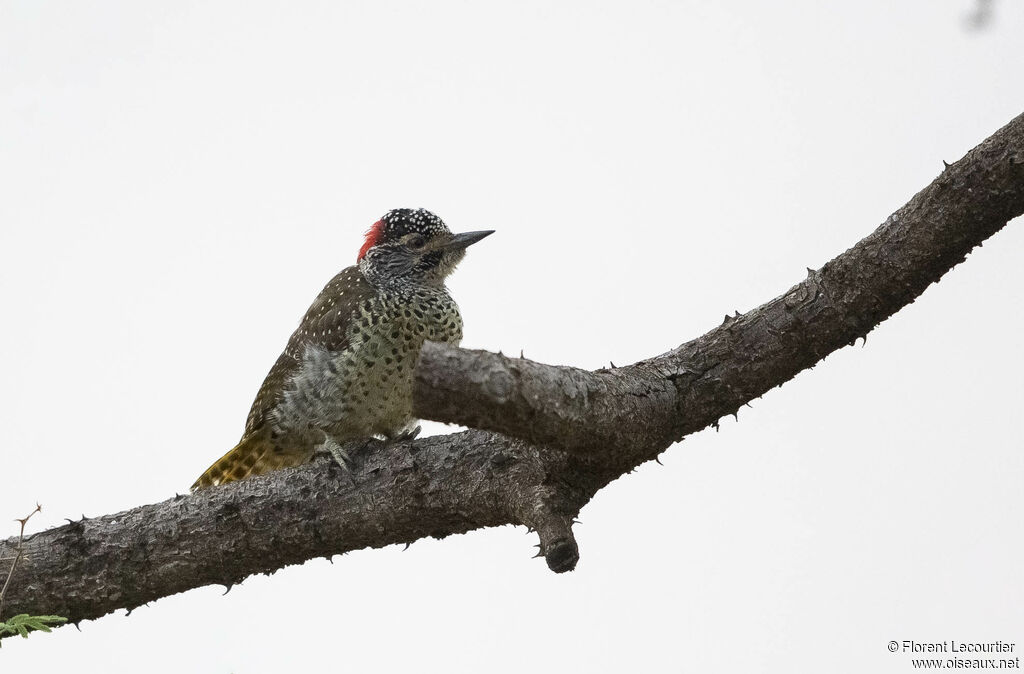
top-left (1, 1), bottom-right (1022, 672)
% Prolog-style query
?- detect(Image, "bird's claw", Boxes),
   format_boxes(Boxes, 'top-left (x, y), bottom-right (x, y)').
top-left (387, 425), bottom-right (421, 445)
top-left (324, 438), bottom-right (355, 472)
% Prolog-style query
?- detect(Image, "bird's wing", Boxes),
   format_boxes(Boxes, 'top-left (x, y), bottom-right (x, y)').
top-left (242, 265), bottom-right (377, 437)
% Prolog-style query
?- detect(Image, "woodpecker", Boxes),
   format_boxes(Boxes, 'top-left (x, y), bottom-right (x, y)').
top-left (191, 208), bottom-right (493, 489)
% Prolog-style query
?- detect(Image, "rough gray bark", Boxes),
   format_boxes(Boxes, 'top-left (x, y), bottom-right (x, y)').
top-left (2, 111), bottom-right (1022, 637)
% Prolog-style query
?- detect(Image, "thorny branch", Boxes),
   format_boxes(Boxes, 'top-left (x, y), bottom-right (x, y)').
top-left (1, 111), bottom-right (1022, 638)
top-left (0, 505), bottom-right (42, 624)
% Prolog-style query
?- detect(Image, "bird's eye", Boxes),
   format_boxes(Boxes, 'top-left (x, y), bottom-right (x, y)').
top-left (408, 234), bottom-right (426, 249)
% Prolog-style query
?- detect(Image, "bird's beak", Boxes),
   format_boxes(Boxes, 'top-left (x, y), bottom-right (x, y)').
top-left (442, 230), bottom-right (495, 251)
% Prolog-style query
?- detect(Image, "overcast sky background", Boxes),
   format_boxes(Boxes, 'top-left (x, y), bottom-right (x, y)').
top-left (1, 1), bottom-right (1022, 672)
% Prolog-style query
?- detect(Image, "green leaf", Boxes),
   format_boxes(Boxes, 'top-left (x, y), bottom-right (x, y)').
top-left (0, 614), bottom-right (68, 640)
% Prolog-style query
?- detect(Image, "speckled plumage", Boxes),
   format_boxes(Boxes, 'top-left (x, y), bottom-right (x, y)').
top-left (192, 209), bottom-right (491, 490)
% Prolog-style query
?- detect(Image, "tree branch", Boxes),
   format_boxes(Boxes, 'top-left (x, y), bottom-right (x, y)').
top-left (414, 112), bottom-right (1024, 463)
top-left (2, 111), bottom-right (1022, 637)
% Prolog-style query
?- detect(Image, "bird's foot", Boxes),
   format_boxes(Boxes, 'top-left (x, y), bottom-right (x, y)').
top-left (323, 437), bottom-right (356, 472)
top-left (387, 425), bottom-right (421, 446)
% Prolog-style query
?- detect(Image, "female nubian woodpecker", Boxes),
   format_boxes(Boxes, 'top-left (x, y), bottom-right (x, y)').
top-left (192, 208), bottom-right (493, 489)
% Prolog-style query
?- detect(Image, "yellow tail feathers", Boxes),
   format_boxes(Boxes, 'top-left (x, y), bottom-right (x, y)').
top-left (191, 434), bottom-right (297, 491)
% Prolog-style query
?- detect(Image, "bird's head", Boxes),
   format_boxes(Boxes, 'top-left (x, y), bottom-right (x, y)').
top-left (357, 208), bottom-right (493, 286)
